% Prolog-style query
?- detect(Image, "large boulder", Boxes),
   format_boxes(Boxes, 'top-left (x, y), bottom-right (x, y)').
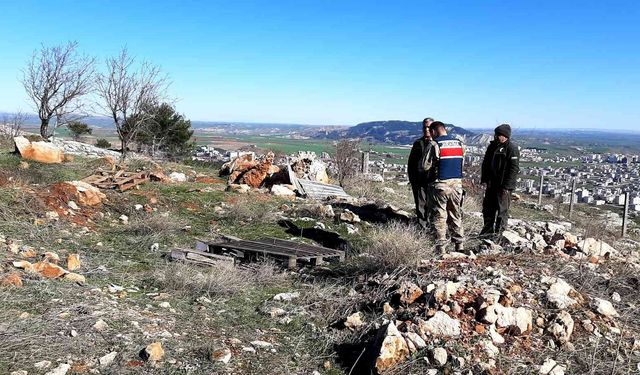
top-left (14, 136), bottom-right (65, 164)
top-left (578, 238), bottom-right (617, 258)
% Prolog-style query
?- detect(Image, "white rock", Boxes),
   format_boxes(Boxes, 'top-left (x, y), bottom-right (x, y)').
top-left (150, 243), bottom-right (160, 251)
top-left (346, 223), bottom-right (359, 234)
top-left (211, 348), bottom-right (232, 364)
top-left (481, 340), bottom-right (500, 358)
top-left (242, 346), bottom-right (256, 353)
top-left (273, 292), bottom-right (300, 301)
top-left (34, 360), bottom-right (52, 369)
top-left (93, 319), bottom-right (108, 332)
top-left (489, 324), bottom-right (505, 344)
top-left (547, 311), bottom-right (574, 344)
top-left (68, 201), bottom-right (80, 210)
top-left (578, 238), bottom-right (617, 258)
top-left (11, 371), bottom-right (28, 375)
top-left (420, 311), bottom-right (461, 337)
top-left (44, 363), bottom-right (71, 375)
top-left (250, 340), bottom-right (274, 349)
top-left (539, 358), bottom-right (566, 375)
top-left (592, 298), bottom-right (618, 317)
top-left (431, 347), bottom-right (447, 366)
top-left (611, 292), bottom-right (621, 302)
top-left (544, 277), bottom-right (578, 309)
top-left (345, 312), bottom-right (364, 330)
top-left (134, 204), bottom-right (143, 210)
top-left (159, 302), bottom-right (171, 309)
top-left (118, 214), bottom-right (128, 224)
top-left (99, 351), bottom-right (118, 367)
top-left (339, 209), bottom-right (361, 223)
top-left (169, 172), bottom-right (187, 182)
top-left (270, 184), bottom-right (296, 197)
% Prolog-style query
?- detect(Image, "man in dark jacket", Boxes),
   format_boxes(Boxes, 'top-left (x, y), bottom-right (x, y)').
top-left (407, 118), bottom-right (436, 230)
top-left (480, 124), bottom-right (520, 236)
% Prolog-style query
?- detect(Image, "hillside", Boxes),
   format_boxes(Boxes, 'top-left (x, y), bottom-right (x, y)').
top-left (315, 120), bottom-right (490, 145)
top-left (0, 139), bottom-right (639, 374)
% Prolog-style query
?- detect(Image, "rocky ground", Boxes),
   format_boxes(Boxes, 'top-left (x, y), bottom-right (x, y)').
top-left (0, 145), bottom-right (639, 375)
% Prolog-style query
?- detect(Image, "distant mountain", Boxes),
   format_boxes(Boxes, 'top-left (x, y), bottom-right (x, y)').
top-left (314, 120), bottom-right (482, 145)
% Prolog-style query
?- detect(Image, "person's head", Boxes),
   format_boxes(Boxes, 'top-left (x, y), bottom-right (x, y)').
top-left (429, 121), bottom-right (447, 138)
top-left (422, 118), bottom-right (434, 139)
top-left (494, 124), bottom-right (511, 144)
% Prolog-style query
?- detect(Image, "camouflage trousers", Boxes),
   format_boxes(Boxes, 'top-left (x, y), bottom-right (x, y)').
top-left (431, 179), bottom-right (464, 249)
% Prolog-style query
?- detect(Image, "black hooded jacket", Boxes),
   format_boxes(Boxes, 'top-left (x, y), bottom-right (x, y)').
top-left (481, 139), bottom-right (520, 190)
top-left (407, 137), bottom-right (436, 186)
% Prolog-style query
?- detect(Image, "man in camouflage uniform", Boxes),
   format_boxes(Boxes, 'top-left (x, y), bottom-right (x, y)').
top-left (428, 121), bottom-right (465, 253)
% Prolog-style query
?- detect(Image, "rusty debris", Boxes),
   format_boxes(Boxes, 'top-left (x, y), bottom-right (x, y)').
top-left (82, 169), bottom-right (167, 192)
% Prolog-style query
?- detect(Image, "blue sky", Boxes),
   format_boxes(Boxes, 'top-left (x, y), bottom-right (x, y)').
top-left (0, 0), bottom-right (638, 129)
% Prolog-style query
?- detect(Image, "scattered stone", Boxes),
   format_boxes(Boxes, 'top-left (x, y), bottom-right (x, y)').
top-left (345, 312), bottom-right (364, 331)
top-left (611, 292), bottom-right (621, 303)
top-left (271, 184), bottom-right (296, 197)
top-left (591, 298), bottom-right (618, 318)
top-left (346, 224), bottom-right (359, 234)
top-left (1, 273), bottom-right (23, 287)
top-left (67, 201), bottom-right (80, 210)
top-left (578, 238), bottom-right (616, 258)
top-left (99, 352), bottom-right (118, 367)
top-left (12, 260), bottom-right (34, 271)
top-left (119, 215), bottom-right (129, 224)
top-left (18, 161), bottom-right (30, 169)
top-left (63, 272), bottom-right (86, 284)
top-left (33, 262), bottom-right (67, 279)
top-left (66, 254), bottom-right (80, 271)
top-left (10, 371), bottom-right (27, 375)
top-left (339, 209), bottom-right (361, 223)
top-left (383, 302), bottom-right (394, 315)
top-left (42, 251), bottom-right (60, 263)
top-left (539, 358), bottom-right (566, 375)
top-left (65, 181), bottom-right (107, 206)
top-left (134, 204), bottom-right (143, 210)
top-left (34, 360), bottom-right (52, 369)
top-left (502, 230), bottom-right (530, 247)
top-left (373, 321), bottom-right (410, 374)
top-left (547, 311), bottom-right (574, 344)
top-left (141, 342), bottom-right (165, 361)
top-left (93, 319), bottom-right (109, 332)
top-left (228, 183), bottom-right (251, 194)
top-left (43, 363), bottom-right (71, 375)
top-left (169, 172), bottom-right (187, 182)
top-left (250, 340), bottom-right (274, 349)
top-left (396, 281), bottom-right (423, 305)
top-left (211, 348), bottom-right (232, 364)
top-left (273, 292), bottom-right (300, 301)
top-left (480, 339), bottom-right (500, 358)
top-left (431, 347), bottom-right (447, 366)
top-left (419, 311), bottom-right (461, 337)
top-left (45, 211), bottom-right (59, 220)
top-left (544, 277), bottom-right (578, 309)
top-left (150, 243), bottom-right (160, 251)
top-left (316, 204), bottom-right (335, 218)
top-left (159, 301), bottom-right (171, 309)
top-left (489, 324), bottom-right (505, 344)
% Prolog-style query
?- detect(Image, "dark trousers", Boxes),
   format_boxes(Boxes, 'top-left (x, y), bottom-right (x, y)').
top-left (481, 186), bottom-right (511, 235)
top-left (411, 183), bottom-right (431, 230)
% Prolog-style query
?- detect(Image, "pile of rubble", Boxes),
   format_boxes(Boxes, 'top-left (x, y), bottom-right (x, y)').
top-left (1, 237), bottom-right (85, 287)
top-left (220, 151), bottom-right (333, 197)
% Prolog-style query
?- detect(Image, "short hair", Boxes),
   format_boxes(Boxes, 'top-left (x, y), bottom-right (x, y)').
top-left (429, 121), bottom-right (445, 131)
top-left (422, 117), bottom-right (434, 125)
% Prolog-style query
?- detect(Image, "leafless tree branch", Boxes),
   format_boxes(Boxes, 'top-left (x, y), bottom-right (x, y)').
top-left (21, 41), bottom-right (95, 140)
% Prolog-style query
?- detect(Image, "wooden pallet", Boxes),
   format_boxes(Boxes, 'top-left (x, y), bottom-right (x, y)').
top-left (196, 237), bottom-right (345, 269)
top-left (83, 170), bottom-right (150, 192)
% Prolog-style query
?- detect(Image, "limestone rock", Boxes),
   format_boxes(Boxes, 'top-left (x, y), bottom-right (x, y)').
top-left (42, 252), bottom-right (60, 263)
top-left (373, 321), bottom-right (410, 373)
top-left (93, 319), bottom-right (109, 332)
top-left (544, 277), bottom-right (578, 309)
top-left (431, 347), bottom-right (447, 366)
top-left (539, 358), bottom-right (566, 375)
top-left (33, 262), bottom-right (67, 279)
top-left (228, 184), bottom-right (251, 194)
top-left (270, 184), bottom-right (296, 197)
top-left (64, 272), bottom-right (86, 284)
top-left (66, 254), bottom-right (81, 271)
top-left (211, 348), bottom-right (232, 364)
top-left (591, 298), bottom-right (618, 317)
top-left (169, 172), bottom-right (187, 182)
top-left (339, 209), bottom-right (361, 223)
top-left (419, 311), bottom-right (461, 337)
top-left (345, 312), bottom-right (364, 331)
top-left (99, 351), bottom-right (118, 367)
top-left (547, 311), bottom-right (574, 344)
top-left (1, 273), bottom-right (23, 287)
top-left (65, 181), bottom-right (106, 206)
top-left (43, 363), bottom-right (71, 375)
top-left (578, 238), bottom-right (616, 258)
top-left (13, 260), bottom-right (34, 272)
top-left (501, 230), bottom-right (531, 247)
top-left (250, 340), bottom-right (274, 349)
top-left (14, 136), bottom-right (65, 164)
top-left (273, 292), bottom-right (300, 301)
top-left (396, 281), bottom-right (423, 305)
top-left (141, 342), bottom-right (165, 361)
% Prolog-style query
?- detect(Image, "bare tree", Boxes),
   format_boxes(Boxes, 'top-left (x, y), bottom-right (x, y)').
top-left (335, 139), bottom-right (361, 186)
top-left (95, 48), bottom-right (169, 160)
top-left (21, 41), bottom-right (95, 140)
top-left (0, 110), bottom-right (28, 140)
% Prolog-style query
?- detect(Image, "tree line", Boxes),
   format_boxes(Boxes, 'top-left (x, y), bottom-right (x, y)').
top-left (20, 41), bottom-right (194, 160)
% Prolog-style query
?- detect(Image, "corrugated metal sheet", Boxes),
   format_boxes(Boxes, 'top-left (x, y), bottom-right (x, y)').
top-left (286, 158), bottom-right (351, 200)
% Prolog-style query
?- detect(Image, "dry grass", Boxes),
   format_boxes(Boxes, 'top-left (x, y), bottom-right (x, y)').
top-left (352, 221), bottom-right (434, 271)
top-left (153, 261), bottom-right (287, 299)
